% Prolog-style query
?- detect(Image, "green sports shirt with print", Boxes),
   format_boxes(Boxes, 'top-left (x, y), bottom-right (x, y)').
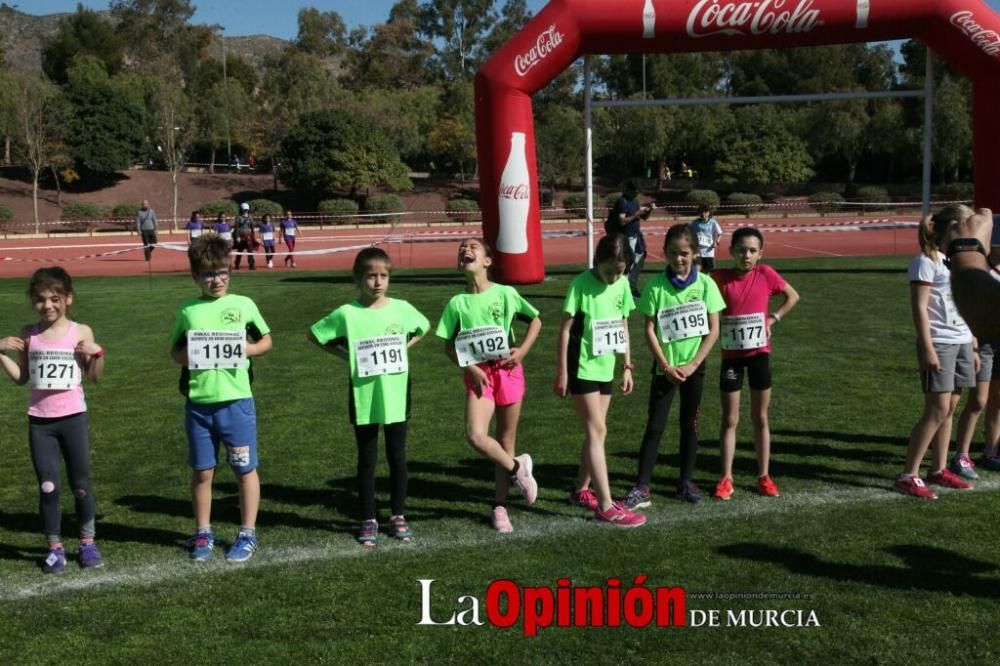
top-left (639, 271), bottom-right (725, 370)
top-left (434, 284), bottom-right (539, 343)
top-left (562, 270), bottom-right (635, 382)
top-left (170, 294), bottom-right (271, 403)
top-left (310, 298), bottom-right (430, 426)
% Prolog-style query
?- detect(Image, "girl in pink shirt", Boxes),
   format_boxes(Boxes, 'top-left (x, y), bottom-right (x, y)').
top-left (0, 267), bottom-right (106, 574)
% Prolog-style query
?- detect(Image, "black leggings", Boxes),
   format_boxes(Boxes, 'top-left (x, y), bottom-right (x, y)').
top-left (354, 422), bottom-right (408, 520)
top-left (636, 364), bottom-right (706, 487)
top-left (28, 413), bottom-right (95, 544)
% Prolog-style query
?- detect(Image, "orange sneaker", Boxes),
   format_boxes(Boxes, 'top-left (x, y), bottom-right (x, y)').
top-left (713, 477), bottom-right (734, 501)
top-left (757, 475), bottom-right (780, 497)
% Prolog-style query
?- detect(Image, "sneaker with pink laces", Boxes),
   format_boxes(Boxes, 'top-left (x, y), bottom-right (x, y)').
top-left (510, 454), bottom-right (538, 504)
top-left (570, 487), bottom-right (599, 511)
top-left (595, 502), bottom-right (647, 528)
top-left (491, 505), bottom-right (513, 533)
top-left (925, 468), bottom-right (973, 490)
top-left (894, 474), bottom-right (938, 499)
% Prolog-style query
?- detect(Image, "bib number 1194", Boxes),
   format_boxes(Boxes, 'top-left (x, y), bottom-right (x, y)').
top-left (187, 330), bottom-right (247, 369)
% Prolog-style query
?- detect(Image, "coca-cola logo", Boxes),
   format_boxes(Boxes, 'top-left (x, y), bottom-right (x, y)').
top-left (686, 0), bottom-right (823, 38)
top-left (498, 183), bottom-right (530, 200)
top-left (951, 11), bottom-right (1000, 58)
top-left (514, 24), bottom-right (563, 77)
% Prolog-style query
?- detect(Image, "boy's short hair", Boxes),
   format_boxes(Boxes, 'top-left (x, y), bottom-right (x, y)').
top-left (352, 247), bottom-right (392, 280)
top-left (188, 234), bottom-right (230, 273)
top-left (730, 226), bottom-right (764, 248)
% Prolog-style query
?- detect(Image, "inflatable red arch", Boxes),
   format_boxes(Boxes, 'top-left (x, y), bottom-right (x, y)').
top-left (475, 0), bottom-right (1000, 283)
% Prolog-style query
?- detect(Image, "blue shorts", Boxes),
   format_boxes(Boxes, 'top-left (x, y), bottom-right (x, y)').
top-left (185, 398), bottom-right (258, 474)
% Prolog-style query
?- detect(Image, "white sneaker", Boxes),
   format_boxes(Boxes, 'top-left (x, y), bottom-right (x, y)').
top-left (491, 506), bottom-right (513, 533)
top-left (267, 260), bottom-right (273, 269)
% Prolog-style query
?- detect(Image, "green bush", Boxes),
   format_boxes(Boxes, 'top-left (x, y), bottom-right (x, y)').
top-left (724, 192), bottom-right (764, 216)
top-left (0, 204), bottom-right (12, 222)
top-left (247, 198), bottom-right (283, 216)
top-left (111, 202), bottom-right (140, 218)
top-left (200, 199), bottom-right (239, 217)
top-left (934, 182), bottom-right (974, 202)
top-left (446, 198), bottom-right (480, 220)
top-left (61, 202), bottom-right (104, 220)
top-left (364, 193), bottom-right (404, 223)
top-left (807, 191), bottom-right (844, 215)
top-left (562, 193), bottom-right (588, 212)
top-left (853, 186), bottom-right (890, 206)
top-left (685, 189), bottom-right (720, 210)
top-left (605, 192), bottom-right (623, 208)
top-left (318, 198), bottom-right (359, 224)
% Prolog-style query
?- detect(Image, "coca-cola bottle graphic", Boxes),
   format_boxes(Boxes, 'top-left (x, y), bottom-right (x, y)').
top-left (497, 131), bottom-right (530, 254)
top-left (643, 0), bottom-right (656, 38)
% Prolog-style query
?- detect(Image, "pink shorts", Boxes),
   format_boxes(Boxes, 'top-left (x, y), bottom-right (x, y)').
top-left (464, 362), bottom-right (526, 406)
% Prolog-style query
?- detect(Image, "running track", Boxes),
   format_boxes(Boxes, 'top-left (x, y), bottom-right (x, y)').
top-left (0, 216), bottom-right (918, 278)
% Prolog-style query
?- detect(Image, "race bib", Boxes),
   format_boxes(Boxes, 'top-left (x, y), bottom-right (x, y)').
top-left (284, 226), bottom-right (296, 237)
top-left (29, 349), bottom-right (80, 390)
top-left (658, 302), bottom-right (709, 343)
top-left (941, 290), bottom-right (965, 327)
top-left (591, 318), bottom-right (628, 356)
top-left (187, 330), bottom-right (247, 369)
top-left (721, 313), bottom-right (767, 351)
top-left (455, 325), bottom-right (509, 367)
top-left (354, 335), bottom-right (407, 377)
top-left (189, 228), bottom-right (202, 238)
top-left (219, 231), bottom-right (233, 242)
top-left (697, 232), bottom-right (714, 249)
top-left (262, 231), bottom-right (274, 242)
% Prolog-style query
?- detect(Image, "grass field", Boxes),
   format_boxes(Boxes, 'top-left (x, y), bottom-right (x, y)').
top-left (0, 256), bottom-right (997, 664)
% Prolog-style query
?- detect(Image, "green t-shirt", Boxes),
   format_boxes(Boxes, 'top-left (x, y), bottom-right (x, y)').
top-left (639, 271), bottom-right (724, 370)
top-left (310, 298), bottom-right (429, 426)
top-left (562, 270), bottom-right (635, 381)
top-left (435, 284), bottom-right (539, 344)
top-left (170, 294), bottom-right (271, 404)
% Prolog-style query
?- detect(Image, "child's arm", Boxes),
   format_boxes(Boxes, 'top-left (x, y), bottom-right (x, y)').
top-left (644, 316), bottom-right (686, 383)
top-left (553, 316), bottom-right (572, 397)
top-left (306, 331), bottom-right (348, 360)
top-left (0, 331), bottom-right (29, 384)
top-left (502, 316), bottom-right (542, 368)
top-left (678, 312), bottom-right (720, 378)
top-left (910, 283), bottom-right (939, 372)
top-left (170, 339), bottom-right (187, 366)
top-left (246, 333), bottom-right (272, 358)
top-left (768, 283), bottom-right (800, 337)
top-left (406, 333), bottom-right (425, 349)
top-left (75, 324), bottom-right (105, 383)
top-left (621, 319), bottom-right (634, 395)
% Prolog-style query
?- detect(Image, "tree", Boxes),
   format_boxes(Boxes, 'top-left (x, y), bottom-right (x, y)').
top-left (149, 71), bottom-right (195, 228)
top-left (535, 104), bottom-right (584, 198)
top-left (63, 55), bottom-right (146, 175)
top-left (279, 110), bottom-right (412, 195)
top-left (14, 75), bottom-right (66, 232)
top-left (933, 74), bottom-right (973, 182)
top-left (712, 106), bottom-right (814, 187)
top-left (294, 8), bottom-right (347, 57)
top-left (478, 0), bottom-right (532, 63)
top-left (110, 0), bottom-right (212, 81)
top-left (0, 61), bottom-right (15, 165)
top-left (594, 103), bottom-right (674, 181)
top-left (196, 80), bottom-right (254, 172)
top-left (427, 115), bottom-right (476, 183)
top-left (345, 4), bottom-right (437, 89)
top-left (41, 3), bottom-right (125, 84)
top-left (419, 0), bottom-right (497, 79)
top-left (349, 86), bottom-right (441, 165)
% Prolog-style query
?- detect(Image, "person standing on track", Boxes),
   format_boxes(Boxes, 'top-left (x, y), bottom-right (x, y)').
top-left (136, 200), bottom-right (158, 262)
top-left (233, 203), bottom-right (256, 271)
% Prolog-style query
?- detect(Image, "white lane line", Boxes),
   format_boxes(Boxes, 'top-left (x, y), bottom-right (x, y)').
top-left (776, 243), bottom-right (843, 257)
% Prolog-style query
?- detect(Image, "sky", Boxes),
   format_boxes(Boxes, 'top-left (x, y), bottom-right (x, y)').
top-left (19, 1), bottom-right (551, 39)
top-left (17, 0), bottom-right (1000, 40)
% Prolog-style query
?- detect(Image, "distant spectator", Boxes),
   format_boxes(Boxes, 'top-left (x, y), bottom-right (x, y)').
top-left (605, 180), bottom-right (652, 297)
top-left (233, 203), bottom-right (256, 270)
top-left (232, 154), bottom-right (241, 172)
top-left (136, 199), bottom-right (158, 261)
top-left (248, 155), bottom-right (256, 171)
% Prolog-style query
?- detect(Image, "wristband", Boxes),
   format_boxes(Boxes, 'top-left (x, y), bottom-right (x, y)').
top-left (945, 237), bottom-right (987, 259)
top-left (623, 363), bottom-right (634, 371)
top-left (771, 312), bottom-right (782, 322)
top-left (92, 346), bottom-right (105, 358)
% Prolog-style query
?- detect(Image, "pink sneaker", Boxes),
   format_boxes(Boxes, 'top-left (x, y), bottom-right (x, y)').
top-left (595, 502), bottom-right (647, 528)
top-left (511, 454), bottom-right (538, 505)
top-left (894, 474), bottom-right (938, 500)
top-left (570, 488), bottom-right (599, 511)
top-left (491, 505), bottom-right (513, 533)
top-left (925, 468), bottom-right (973, 490)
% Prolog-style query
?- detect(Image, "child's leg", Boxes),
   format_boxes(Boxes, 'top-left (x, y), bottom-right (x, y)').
top-left (28, 419), bottom-right (64, 546)
top-left (572, 391), bottom-right (613, 509)
top-left (955, 381), bottom-right (989, 456)
top-left (191, 468), bottom-right (215, 528)
top-left (749, 388), bottom-right (772, 477)
top-left (236, 469), bottom-right (260, 529)
top-left (985, 380), bottom-right (1000, 456)
top-left (719, 390), bottom-right (741, 479)
top-left (465, 395), bottom-right (515, 471)
top-left (493, 401), bottom-right (523, 503)
top-left (678, 365), bottom-right (706, 484)
top-left (929, 391), bottom-right (962, 473)
top-left (635, 375), bottom-right (677, 488)
top-left (904, 391), bottom-right (955, 475)
top-left (354, 424), bottom-right (380, 520)
top-left (383, 422), bottom-right (409, 517)
top-left (575, 446), bottom-right (592, 492)
top-left (59, 413), bottom-right (96, 541)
